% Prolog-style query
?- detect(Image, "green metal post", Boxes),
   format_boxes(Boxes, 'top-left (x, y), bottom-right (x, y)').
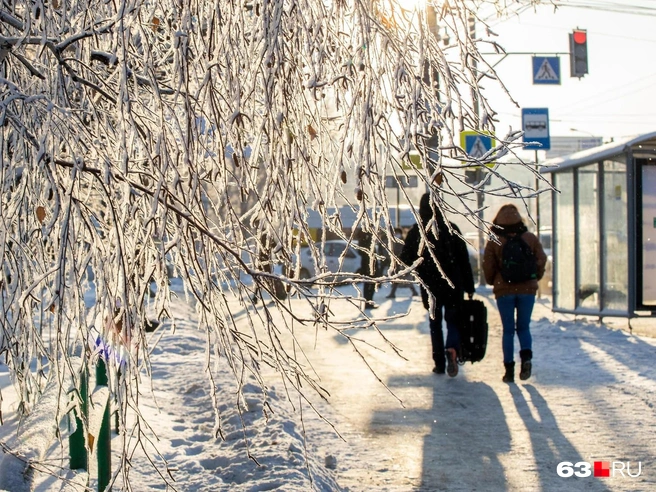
top-left (69, 366), bottom-right (88, 470)
top-left (96, 359), bottom-right (111, 491)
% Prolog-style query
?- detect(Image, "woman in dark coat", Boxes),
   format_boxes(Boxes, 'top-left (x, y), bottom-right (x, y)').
top-left (400, 194), bottom-right (475, 376)
top-left (356, 230), bottom-right (378, 309)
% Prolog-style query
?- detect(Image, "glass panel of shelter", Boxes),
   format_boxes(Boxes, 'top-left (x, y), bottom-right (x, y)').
top-left (577, 163), bottom-right (600, 310)
top-left (640, 161), bottom-right (656, 306)
top-left (554, 171), bottom-right (575, 310)
top-left (602, 158), bottom-right (629, 312)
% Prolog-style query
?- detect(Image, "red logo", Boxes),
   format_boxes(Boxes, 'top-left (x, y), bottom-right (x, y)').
top-left (594, 461), bottom-right (610, 477)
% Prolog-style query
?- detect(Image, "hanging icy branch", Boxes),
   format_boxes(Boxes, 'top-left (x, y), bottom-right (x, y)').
top-left (0, 0), bottom-right (548, 487)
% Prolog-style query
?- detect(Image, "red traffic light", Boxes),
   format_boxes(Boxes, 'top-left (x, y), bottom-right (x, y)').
top-left (569, 29), bottom-right (588, 77)
top-left (573, 30), bottom-right (587, 44)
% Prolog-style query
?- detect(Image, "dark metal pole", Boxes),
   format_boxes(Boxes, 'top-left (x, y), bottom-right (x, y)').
top-left (535, 149), bottom-right (541, 298)
top-left (468, 12), bottom-right (486, 287)
top-left (476, 169), bottom-right (486, 286)
top-left (535, 150), bottom-right (541, 236)
top-left (425, 6), bottom-right (440, 193)
top-left (396, 177), bottom-right (400, 228)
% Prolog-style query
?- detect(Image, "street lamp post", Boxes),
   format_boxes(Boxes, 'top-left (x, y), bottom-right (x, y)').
top-left (425, 6), bottom-right (486, 285)
top-left (424, 5), bottom-right (441, 192)
top-left (465, 11), bottom-right (486, 286)
top-left (469, 14), bottom-right (487, 286)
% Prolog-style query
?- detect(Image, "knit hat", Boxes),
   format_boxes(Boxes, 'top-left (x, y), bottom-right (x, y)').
top-left (492, 204), bottom-right (527, 235)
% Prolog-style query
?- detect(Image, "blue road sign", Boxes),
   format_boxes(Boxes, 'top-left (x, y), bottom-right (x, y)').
top-left (532, 56), bottom-right (561, 85)
top-left (522, 108), bottom-right (550, 150)
top-left (461, 131), bottom-right (495, 160)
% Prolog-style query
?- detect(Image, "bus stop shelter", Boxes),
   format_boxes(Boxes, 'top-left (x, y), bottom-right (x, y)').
top-left (540, 131), bottom-right (656, 318)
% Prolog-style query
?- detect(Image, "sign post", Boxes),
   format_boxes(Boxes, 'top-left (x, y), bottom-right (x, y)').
top-left (522, 108), bottom-right (551, 296)
top-left (461, 130), bottom-right (496, 286)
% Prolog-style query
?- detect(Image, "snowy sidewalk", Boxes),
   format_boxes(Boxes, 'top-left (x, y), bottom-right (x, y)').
top-left (1, 285), bottom-right (654, 491)
top-left (294, 286), bottom-right (656, 492)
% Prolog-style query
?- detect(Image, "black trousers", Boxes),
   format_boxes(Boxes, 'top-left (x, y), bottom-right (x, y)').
top-left (429, 302), bottom-right (461, 372)
top-left (363, 282), bottom-right (375, 303)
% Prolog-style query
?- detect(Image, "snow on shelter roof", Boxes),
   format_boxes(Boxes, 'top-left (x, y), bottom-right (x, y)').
top-left (539, 131), bottom-right (656, 173)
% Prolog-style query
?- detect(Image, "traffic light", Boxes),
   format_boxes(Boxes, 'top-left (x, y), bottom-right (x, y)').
top-left (569, 29), bottom-right (588, 78)
top-left (465, 167), bottom-right (484, 184)
top-left (465, 169), bottom-right (478, 184)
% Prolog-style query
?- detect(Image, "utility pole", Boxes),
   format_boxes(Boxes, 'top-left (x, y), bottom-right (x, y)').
top-left (425, 5), bottom-right (441, 192)
top-left (535, 150), bottom-right (541, 240)
top-left (425, 7), bottom-right (486, 285)
top-left (396, 177), bottom-right (401, 228)
top-left (467, 12), bottom-right (487, 286)
top-left (535, 149), bottom-right (541, 298)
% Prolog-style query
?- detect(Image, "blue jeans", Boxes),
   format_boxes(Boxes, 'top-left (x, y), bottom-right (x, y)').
top-left (496, 294), bottom-right (535, 364)
top-left (429, 303), bottom-right (460, 371)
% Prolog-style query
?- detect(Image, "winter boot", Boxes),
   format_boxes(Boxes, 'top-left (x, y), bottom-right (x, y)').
top-left (502, 362), bottom-right (515, 383)
top-left (519, 349), bottom-right (533, 381)
top-left (446, 348), bottom-right (459, 377)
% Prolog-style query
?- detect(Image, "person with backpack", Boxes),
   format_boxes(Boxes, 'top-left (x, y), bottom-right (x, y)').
top-left (400, 194), bottom-right (475, 377)
top-left (483, 204), bottom-right (547, 383)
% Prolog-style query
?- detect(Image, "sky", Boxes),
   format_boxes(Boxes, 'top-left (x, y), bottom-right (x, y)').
top-left (478, 0), bottom-right (656, 154)
top-left (385, 1), bottom-right (656, 234)
top-left (430, 0), bottom-right (656, 237)
top-left (1, 281), bottom-right (655, 491)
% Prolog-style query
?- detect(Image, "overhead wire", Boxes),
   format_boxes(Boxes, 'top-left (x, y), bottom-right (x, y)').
top-left (555, 71), bottom-right (656, 112)
top-left (478, 0), bottom-right (656, 20)
top-left (529, 0), bottom-right (656, 16)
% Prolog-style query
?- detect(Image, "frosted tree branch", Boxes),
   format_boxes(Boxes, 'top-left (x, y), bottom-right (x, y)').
top-left (0, 0), bottom-right (548, 487)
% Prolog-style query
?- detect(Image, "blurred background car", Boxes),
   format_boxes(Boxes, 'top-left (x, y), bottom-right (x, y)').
top-left (298, 239), bottom-right (363, 280)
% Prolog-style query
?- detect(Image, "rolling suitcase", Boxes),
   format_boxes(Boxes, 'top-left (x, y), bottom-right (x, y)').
top-left (458, 298), bottom-right (488, 363)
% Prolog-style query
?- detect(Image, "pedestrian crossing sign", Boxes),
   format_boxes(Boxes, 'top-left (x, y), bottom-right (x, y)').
top-left (461, 131), bottom-right (496, 166)
top-left (532, 56), bottom-right (561, 85)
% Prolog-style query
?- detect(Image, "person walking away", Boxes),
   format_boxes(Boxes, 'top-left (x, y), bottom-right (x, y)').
top-left (387, 228), bottom-right (419, 298)
top-left (483, 204), bottom-right (547, 383)
top-left (400, 194), bottom-right (475, 376)
top-left (357, 230), bottom-right (378, 309)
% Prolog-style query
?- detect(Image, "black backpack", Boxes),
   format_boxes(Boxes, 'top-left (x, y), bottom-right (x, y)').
top-left (500, 234), bottom-right (537, 283)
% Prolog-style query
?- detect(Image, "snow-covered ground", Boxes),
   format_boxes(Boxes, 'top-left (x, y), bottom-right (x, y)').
top-left (1, 283), bottom-right (655, 491)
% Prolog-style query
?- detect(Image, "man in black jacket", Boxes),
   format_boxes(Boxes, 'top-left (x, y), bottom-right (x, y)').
top-left (400, 193), bottom-right (475, 376)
